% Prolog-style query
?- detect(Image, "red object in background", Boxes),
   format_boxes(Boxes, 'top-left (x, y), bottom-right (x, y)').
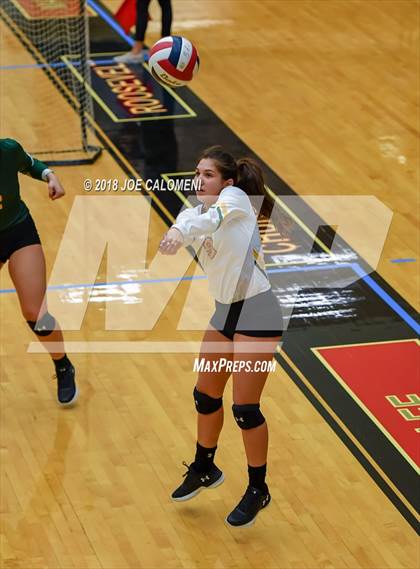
top-left (115, 0), bottom-right (151, 34)
top-left (316, 340), bottom-right (419, 469)
top-left (115, 0), bottom-right (137, 33)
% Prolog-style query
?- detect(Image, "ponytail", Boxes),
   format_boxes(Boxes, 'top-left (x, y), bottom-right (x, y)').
top-left (236, 157), bottom-right (270, 218)
top-left (199, 146), bottom-right (290, 235)
top-left (237, 157), bottom-right (290, 235)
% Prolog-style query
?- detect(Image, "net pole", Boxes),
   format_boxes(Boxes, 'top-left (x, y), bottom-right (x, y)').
top-left (79, 0), bottom-right (89, 152)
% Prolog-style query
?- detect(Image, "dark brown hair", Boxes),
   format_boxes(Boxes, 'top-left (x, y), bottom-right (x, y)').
top-left (199, 145), bottom-right (288, 233)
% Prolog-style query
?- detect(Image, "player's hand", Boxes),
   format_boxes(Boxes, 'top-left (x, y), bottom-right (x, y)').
top-left (159, 227), bottom-right (184, 255)
top-left (47, 173), bottom-right (65, 200)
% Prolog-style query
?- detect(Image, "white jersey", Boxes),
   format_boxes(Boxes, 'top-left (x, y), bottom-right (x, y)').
top-left (173, 185), bottom-right (271, 304)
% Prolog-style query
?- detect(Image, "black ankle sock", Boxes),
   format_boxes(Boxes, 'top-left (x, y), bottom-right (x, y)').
top-left (248, 464), bottom-right (268, 493)
top-left (53, 354), bottom-right (71, 371)
top-left (193, 442), bottom-right (217, 473)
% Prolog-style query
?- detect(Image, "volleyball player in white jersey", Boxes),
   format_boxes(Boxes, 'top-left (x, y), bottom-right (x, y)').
top-left (159, 146), bottom-right (283, 527)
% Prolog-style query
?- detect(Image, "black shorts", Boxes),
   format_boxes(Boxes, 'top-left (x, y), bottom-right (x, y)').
top-left (210, 289), bottom-right (283, 340)
top-left (0, 214), bottom-right (41, 264)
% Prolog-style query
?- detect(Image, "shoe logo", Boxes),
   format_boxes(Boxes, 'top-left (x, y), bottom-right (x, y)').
top-left (235, 416), bottom-right (244, 423)
top-left (207, 453), bottom-right (213, 458)
top-left (200, 475), bottom-right (210, 482)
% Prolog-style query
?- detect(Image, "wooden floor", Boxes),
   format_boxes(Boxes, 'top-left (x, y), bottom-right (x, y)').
top-left (1, 1), bottom-right (419, 568)
top-left (128, 0), bottom-right (419, 310)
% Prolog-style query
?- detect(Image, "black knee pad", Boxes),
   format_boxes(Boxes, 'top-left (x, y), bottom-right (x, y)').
top-left (193, 387), bottom-right (223, 414)
top-left (232, 403), bottom-right (265, 430)
top-left (27, 312), bottom-right (56, 337)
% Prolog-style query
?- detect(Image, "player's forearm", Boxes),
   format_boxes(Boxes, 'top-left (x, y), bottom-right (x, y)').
top-left (173, 206), bottom-right (224, 237)
top-left (16, 142), bottom-right (51, 181)
top-left (27, 158), bottom-right (52, 181)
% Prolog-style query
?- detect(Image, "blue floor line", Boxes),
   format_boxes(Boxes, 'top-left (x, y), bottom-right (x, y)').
top-left (1, 62), bottom-right (71, 71)
top-left (0, 262), bottom-right (344, 295)
top-left (87, 0), bottom-right (134, 46)
top-left (351, 263), bottom-right (419, 335)
top-left (0, 273), bottom-right (207, 294)
top-left (0, 59), bottom-right (116, 71)
top-left (1, 261), bottom-right (418, 336)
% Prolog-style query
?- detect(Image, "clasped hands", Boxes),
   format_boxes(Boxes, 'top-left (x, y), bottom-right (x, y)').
top-left (159, 226), bottom-right (184, 255)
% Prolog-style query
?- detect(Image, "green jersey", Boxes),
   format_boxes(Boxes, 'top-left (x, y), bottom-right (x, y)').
top-left (0, 138), bottom-right (49, 231)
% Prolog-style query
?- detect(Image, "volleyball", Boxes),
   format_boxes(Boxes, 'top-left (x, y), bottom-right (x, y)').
top-left (148, 36), bottom-right (199, 88)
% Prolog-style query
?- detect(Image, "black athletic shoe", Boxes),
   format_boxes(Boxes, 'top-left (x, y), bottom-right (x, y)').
top-left (54, 363), bottom-right (78, 405)
top-left (171, 461), bottom-right (224, 502)
top-left (226, 486), bottom-right (271, 527)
